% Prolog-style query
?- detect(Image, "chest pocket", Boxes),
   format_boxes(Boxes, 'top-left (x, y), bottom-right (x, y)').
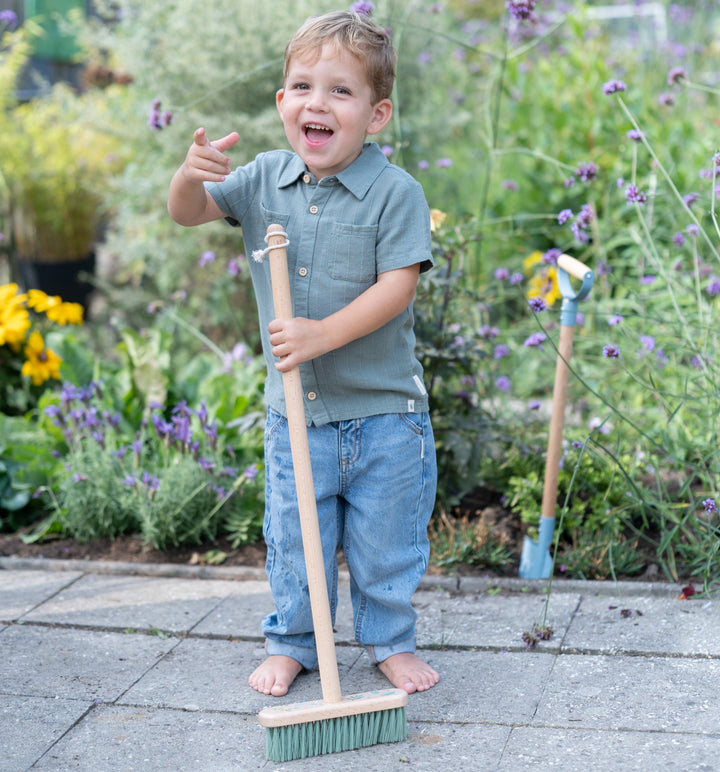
top-left (328, 222), bottom-right (378, 284)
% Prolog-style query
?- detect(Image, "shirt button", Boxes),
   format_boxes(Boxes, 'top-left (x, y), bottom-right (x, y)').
top-left (298, 267), bottom-right (308, 277)
top-left (307, 391), bottom-right (317, 401)
top-left (303, 174), bottom-right (311, 183)
top-left (309, 205), bottom-right (319, 214)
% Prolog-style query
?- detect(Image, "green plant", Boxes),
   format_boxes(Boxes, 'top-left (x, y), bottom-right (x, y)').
top-left (0, 283), bottom-right (85, 414)
top-left (33, 377), bottom-right (264, 550)
top-left (0, 26), bottom-right (128, 262)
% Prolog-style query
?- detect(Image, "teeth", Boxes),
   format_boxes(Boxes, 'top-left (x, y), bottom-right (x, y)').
top-left (305, 124), bottom-right (331, 132)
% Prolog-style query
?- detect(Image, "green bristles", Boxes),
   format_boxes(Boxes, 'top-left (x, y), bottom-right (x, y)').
top-left (265, 706), bottom-right (407, 761)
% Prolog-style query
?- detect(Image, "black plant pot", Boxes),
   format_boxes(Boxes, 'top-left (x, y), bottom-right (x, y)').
top-left (17, 252), bottom-right (96, 311)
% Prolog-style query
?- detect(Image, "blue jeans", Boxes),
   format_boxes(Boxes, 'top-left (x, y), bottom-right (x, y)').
top-left (262, 408), bottom-right (437, 669)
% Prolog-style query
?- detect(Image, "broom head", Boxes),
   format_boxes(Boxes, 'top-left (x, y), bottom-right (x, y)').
top-left (258, 687), bottom-right (408, 761)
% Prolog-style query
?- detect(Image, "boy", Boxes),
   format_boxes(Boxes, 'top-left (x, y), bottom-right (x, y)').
top-left (168, 10), bottom-right (439, 698)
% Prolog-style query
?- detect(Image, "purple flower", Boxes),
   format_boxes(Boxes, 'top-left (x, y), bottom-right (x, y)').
top-left (640, 275), bottom-right (657, 285)
top-left (626, 129), bottom-right (645, 142)
top-left (706, 277), bottom-right (720, 297)
top-left (603, 344), bottom-right (621, 359)
top-left (494, 267), bottom-right (510, 281)
top-left (543, 249), bottom-right (561, 265)
top-left (576, 204), bottom-right (594, 227)
top-left (673, 231), bottom-right (685, 247)
top-left (524, 332), bottom-right (547, 348)
top-left (0, 10), bottom-right (18, 29)
top-left (510, 272), bottom-right (524, 285)
top-left (142, 471), bottom-right (160, 491)
top-left (667, 67), bottom-right (687, 86)
top-left (658, 92), bottom-right (675, 107)
top-left (528, 296), bottom-right (546, 312)
top-left (625, 184), bottom-right (647, 204)
top-left (557, 208), bottom-right (573, 225)
top-left (502, 179), bottom-right (519, 190)
top-left (571, 222), bottom-right (589, 244)
top-left (639, 335), bottom-right (656, 353)
top-left (244, 464), bottom-right (259, 481)
top-left (479, 325), bottom-right (500, 339)
top-left (417, 52), bottom-right (432, 65)
top-left (528, 400), bottom-right (541, 410)
top-left (686, 223), bottom-right (700, 237)
top-left (608, 314), bottom-right (624, 326)
top-left (435, 158), bottom-right (453, 168)
top-left (417, 160), bottom-right (429, 170)
top-left (199, 250), bottom-right (216, 266)
top-left (505, 0), bottom-right (536, 21)
top-left (683, 192), bottom-right (700, 207)
top-left (494, 344), bottom-right (510, 359)
top-left (603, 79), bottom-right (627, 95)
top-left (576, 162), bottom-right (598, 182)
top-left (197, 457), bottom-right (216, 472)
top-left (702, 498), bottom-right (718, 516)
top-left (151, 413), bottom-right (174, 437)
top-left (73, 474), bottom-right (89, 483)
top-left (350, 1), bottom-right (375, 15)
top-left (147, 98), bottom-right (173, 130)
top-left (495, 375), bottom-right (512, 392)
top-left (381, 144), bottom-right (394, 157)
top-left (123, 474), bottom-right (137, 486)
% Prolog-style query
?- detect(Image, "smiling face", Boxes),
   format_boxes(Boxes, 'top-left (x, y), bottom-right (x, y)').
top-left (276, 45), bottom-right (392, 180)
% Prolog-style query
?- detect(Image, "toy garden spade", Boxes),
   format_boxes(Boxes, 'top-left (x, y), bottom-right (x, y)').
top-left (519, 254), bottom-right (594, 579)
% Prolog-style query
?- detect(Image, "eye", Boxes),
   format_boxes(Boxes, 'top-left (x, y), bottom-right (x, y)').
top-left (333, 86), bottom-right (351, 96)
top-left (290, 81), bottom-right (310, 91)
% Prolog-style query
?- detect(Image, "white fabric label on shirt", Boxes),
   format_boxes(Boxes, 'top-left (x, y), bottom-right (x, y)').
top-left (408, 399), bottom-right (415, 412)
top-left (413, 375), bottom-right (428, 395)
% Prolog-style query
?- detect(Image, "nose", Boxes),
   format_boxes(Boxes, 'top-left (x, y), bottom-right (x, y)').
top-left (305, 89), bottom-right (329, 113)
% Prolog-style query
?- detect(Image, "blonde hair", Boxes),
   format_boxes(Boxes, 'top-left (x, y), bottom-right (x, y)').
top-left (283, 11), bottom-right (396, 104)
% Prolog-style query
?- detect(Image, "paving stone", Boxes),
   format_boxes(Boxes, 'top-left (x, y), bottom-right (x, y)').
top-left (0, 569), bottom-right (83, 621)
top-left (563, 594), bottom-right (720, 656)
top-left (0, 624), bottom-right (175, 702)
top-left (0, 694), bottom-right (92, 772)
top-left (22, 573), bottom-right (246, 633)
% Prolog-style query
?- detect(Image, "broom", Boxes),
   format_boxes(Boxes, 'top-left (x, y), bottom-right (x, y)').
top-left (255, 224), bottom-right (408, 761)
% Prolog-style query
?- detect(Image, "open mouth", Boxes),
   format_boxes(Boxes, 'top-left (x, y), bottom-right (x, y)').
top-left (304, 123), bottom-right (334, 144)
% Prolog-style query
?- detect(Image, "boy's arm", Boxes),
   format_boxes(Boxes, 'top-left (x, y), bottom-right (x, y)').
top-left (268, 264), bottom-right (421, 372)
top-left (168, 128), bottom-right (239, 226)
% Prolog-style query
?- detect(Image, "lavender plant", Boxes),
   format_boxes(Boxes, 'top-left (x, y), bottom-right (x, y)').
top-left (36, 379), bottom-right (264, 549)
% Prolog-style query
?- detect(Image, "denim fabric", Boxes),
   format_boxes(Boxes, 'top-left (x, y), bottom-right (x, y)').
top-left (262, 407), bottom-right (437, 669)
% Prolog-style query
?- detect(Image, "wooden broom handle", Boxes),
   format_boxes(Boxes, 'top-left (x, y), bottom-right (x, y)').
top-left (266, 224), bottom-right (343, 704)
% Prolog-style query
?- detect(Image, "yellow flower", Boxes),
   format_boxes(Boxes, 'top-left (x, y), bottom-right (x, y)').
top-left (21, 331), bottom-right (62, 386)
top-left (46, 302), bottom-right (84, 325)
top-left (522, 250), bottom-right (544, 274)
top-left (0, 283), bottom-right (30, 347)
top-left (527, 266), bottom-right (561, 307)
top-left (27, 289), bottom-right (61, 313)
top-left (522, 251), bottom-right (561, 307)
top-left (430, 209), bottom-right (447, 232)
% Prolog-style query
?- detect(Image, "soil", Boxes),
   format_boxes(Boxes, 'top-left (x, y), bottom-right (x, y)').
top-left (0, 487), bottom-right (521, 576)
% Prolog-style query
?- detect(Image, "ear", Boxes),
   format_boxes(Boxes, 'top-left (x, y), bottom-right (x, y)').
top-left (365, 98), bottom-right (393, 135)
top-left (275, 88), bottom-right (285, 117)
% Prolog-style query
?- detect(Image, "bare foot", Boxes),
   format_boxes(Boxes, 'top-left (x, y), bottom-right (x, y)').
top-left (248, 655), bottom-right (304, 696)
top-left (377, 652), bottom-right (440, 694)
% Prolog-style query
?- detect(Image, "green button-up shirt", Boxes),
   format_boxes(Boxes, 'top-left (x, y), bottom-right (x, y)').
top-left (206, 142), bottom-right (433, 425)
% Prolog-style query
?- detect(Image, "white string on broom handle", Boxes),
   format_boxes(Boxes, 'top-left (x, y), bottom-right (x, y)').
top-left (265, 224), bottom-right (343, 704)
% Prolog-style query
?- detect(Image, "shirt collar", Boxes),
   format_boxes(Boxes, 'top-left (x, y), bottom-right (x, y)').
top-left (276, 142), bottom-right (388, 199)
